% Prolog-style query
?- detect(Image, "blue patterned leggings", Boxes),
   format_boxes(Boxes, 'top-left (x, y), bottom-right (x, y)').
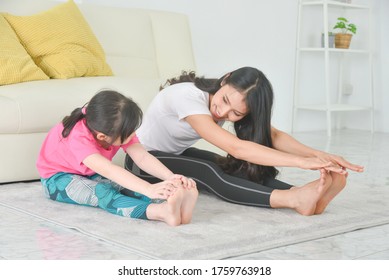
top-left (41, 172), bottom-right (152, 219)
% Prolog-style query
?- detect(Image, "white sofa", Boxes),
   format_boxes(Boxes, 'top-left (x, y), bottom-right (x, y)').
top-left (0, 0), bottom-right (196, 183)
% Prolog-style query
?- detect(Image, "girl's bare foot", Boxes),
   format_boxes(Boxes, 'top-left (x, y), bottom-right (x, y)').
top-left (164, 187), bottom-right (184, 226)
top-left (180, 187), bottom-right (199, 224)
top-left (315, 171), bottom-right (347, 214)
top-left (146, 187), bottom-right (184, 226)
top-left (270, 169), bottom-right (331, 216)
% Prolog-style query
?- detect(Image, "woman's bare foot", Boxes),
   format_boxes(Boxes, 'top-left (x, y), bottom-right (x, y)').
top-left (146, 187), bottom-right (184, 226)
top-left (180, 187), bottom-right (199, 224)
top-left (270, 169), bottom-right (331, 216)
top-left (314, 171), bottom-right (347, 214)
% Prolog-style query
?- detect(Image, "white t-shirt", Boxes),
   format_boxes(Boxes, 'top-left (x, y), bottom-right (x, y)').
top-left (137, 82), bottom-right (223, 154)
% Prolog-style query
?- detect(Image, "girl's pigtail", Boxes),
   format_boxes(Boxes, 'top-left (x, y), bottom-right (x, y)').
top-left (62, 107), bottom-right (86, 138)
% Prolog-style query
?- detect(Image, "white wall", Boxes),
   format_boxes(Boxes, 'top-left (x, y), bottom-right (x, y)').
top-left (373, 0), bottom-right (389, 132)
top-left (78, 0), bottom-right (387, 132)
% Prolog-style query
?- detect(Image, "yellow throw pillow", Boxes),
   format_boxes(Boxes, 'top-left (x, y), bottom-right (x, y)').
top-left (0, 14), bottom-right (49, 86)
top-left (4, 0), bottom-right (113, 79)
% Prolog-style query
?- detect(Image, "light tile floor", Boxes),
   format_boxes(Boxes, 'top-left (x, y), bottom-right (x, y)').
top-left (0, 129), bottom-right (388, 260)
top-left (0, 205), bottom-right (146, 260)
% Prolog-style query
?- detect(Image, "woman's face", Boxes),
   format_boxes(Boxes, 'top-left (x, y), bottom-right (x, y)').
top-left (209, 84), bottom-right (248, 122)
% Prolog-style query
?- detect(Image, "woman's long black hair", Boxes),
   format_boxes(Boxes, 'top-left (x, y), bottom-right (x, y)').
top-left (62, 90), bottom-right (143, 145)
top-left (161, 67), bottom-right (278, 183)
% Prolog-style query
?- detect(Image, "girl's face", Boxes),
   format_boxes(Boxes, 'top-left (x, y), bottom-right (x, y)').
top-left (111, 132), bottom-right (136, 146)
top-left (97, 132), bottom-right (136, 148)
top-left (209, 84), bottom-right (248, 122)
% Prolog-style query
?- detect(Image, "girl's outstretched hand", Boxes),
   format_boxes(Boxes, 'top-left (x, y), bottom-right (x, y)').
top-left (169, 174), bottom-right (197, 190)
top-left (148, 180), bottom-right (178, 200)
top-left (314, 151), bottom-right (364, 173)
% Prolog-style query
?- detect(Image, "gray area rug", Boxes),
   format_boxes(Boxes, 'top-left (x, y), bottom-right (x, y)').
top-left (0, 180), bottom-right (388, 259)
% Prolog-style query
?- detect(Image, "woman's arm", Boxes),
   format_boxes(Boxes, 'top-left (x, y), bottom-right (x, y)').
top-left (271, 127), bottom-right (364, 172)
top-left (83, 153), bottom-right (176, 199)
top-left (271, 126), bottom-right (319, 156)
top-left (185, 114), bottom-right (342, 172)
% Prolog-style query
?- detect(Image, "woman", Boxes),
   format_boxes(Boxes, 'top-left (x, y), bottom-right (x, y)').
top-left (125, 67), bottom-right (364, 215)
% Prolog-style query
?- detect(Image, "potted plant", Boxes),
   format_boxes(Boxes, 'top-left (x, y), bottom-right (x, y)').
top-left (333, 17), bottom-right (357, 49)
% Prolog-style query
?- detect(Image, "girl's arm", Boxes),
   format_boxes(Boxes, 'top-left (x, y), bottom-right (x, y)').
top-left (126, 143), bottom-right (174, 180)
top-left (83, 153), bottom-right (176, 199)
top-left (271, 127), bottom-right (364, 172)
top-left (185, 114), bottom-right (345, 173)
top-left (126, 143), bottom-right (197, 189)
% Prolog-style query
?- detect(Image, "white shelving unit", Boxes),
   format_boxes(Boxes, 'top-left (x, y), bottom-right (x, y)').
top-left (292, 0), bottom-right (374, 137)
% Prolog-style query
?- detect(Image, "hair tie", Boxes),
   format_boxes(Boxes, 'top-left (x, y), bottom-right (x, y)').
top-left (81, 107), bottom-right (87, 115)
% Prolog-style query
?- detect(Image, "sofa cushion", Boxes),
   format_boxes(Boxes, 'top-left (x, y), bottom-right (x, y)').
top-left (79, 4), bottom-right (159, 79)
top-left (3, 0), bottom-right (112, 79)
top-left (0, 77), bottom-right (161, 134)
top-left (0, 14), bottom-right (49, 86)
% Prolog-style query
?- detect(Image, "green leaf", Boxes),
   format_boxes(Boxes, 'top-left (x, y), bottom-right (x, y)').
top-left (333, 17), bottom-right (357, 34)
top-left (337, 17), bottom-right (348, 22)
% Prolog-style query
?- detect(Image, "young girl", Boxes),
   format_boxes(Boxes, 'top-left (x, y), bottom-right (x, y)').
top-left (125, 67), bottom-right (364, 216)
top-left (36, 90), bottom-right (198, 226)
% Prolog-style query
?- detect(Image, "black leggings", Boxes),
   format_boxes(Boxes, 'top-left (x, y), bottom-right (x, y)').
top-left (124, 148), bottom-right (292, 208)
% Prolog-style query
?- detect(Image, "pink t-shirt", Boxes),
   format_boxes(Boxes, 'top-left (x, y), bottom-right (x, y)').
top-left (36, 119), bottom-right (139, 178)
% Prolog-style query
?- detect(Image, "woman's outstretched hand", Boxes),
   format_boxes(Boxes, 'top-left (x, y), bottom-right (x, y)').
top-left (298, 157), bottom-right (348, 175)
top-left (314, 151), bottom-right (364, 173)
